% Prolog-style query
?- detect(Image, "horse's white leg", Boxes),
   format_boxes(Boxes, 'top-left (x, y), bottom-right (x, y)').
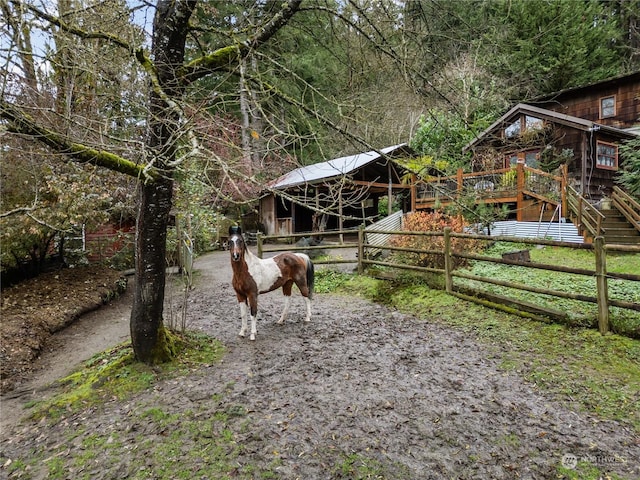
top-left (303, 296), bottom-right (311, 322)
top-left (277, 295), bottom-right (291, 324)
top-left (250, 314), bottom-right (258, 341)
top-left (239, 302), bottom-right (248, 337)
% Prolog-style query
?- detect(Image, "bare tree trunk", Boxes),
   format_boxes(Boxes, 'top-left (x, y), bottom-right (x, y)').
top-left (239, 57), bottom-right (253, 171)
top-left (249, 54), bottom-right (264, 167)
top-left (1, 2), bottom-right (38, 94)
top-left (130, 0), bottom-right (195, 363)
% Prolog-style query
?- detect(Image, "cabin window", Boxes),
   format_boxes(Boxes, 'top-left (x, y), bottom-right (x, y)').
top-left (600, 96), bottom-right (616, 118)
top-left (505, 115), bottom-right (544, 139)
top-left (505, 119), bottom-right (521, 138)
top-left (596, 141), bottom-right (618, 169)
top-left (525, 115), bottom-right (544, 130)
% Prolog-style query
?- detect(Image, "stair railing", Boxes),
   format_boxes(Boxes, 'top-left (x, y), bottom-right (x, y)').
top-left (612, 186), bottom-right (640, 234)
top-left (566, 186), bottom-right (605, 238)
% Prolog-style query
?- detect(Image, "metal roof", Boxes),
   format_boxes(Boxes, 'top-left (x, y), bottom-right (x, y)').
top-left (268, 144), bottom-right (407, 189)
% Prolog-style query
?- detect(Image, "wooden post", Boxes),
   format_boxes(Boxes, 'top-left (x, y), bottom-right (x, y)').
top-left (516, 162), bottom-right (525, 222)
top-left (357, 224), bottom-right (365, 275)
top-left (561, 164), bottom-right (568, 219)
top-left (339, 194), bottom-right (344, 244)
top-left (411, 173), bottom-right (417, 212)
top-left (387, 162), bottom-right (393, 216)
top-left (594, 236), bottom-right (610, 334)
top-left (456, 168), bottom-right (463, 201)
top-left (257, 232), bottom-right (263, 259)
top-left (444, 227), bottom-right (453, 293)
top-left (176, 216), bottom-right (184, 272)
top-left (577, 195), bottom-right (583, 232)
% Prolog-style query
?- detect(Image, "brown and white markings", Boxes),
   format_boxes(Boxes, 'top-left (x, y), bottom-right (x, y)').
top-left (228, 226), bottom-right (314, 340)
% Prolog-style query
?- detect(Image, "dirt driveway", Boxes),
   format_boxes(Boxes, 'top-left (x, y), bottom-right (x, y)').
top-left (1, 250), bottom-right (638, 479)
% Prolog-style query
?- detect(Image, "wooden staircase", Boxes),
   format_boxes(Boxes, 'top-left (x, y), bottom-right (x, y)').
top-left (566, 186), bottom-right (640, 245)
top-left (599, 208), bottom-right (640, 245)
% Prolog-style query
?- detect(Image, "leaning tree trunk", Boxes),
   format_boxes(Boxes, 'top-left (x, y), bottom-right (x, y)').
top-left (130, 0), bottom-right (195, 363)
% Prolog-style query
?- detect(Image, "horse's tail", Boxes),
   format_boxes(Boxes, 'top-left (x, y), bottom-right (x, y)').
top-left (306, 257), bottom-right (315, 300)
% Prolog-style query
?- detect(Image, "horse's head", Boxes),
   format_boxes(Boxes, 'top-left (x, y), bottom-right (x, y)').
top-left (228, 225), bottom-right (245, 262)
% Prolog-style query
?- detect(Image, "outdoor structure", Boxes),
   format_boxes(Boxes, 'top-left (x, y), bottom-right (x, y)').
top-left (259, 144), bottom-right (414, 235)
top-left (414, 71), bottom-right (640, 244)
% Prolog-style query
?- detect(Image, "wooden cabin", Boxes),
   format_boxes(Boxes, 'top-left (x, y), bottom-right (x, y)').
top-left (259, 144), bottom-right (414, 235)
top-left (415, 71), bottom-right (640, 243)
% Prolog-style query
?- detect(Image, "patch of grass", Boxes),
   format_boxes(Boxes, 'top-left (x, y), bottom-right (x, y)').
top-left (332, 452), bottom-right (410, 479)
top-left (43, 457), bottom-right (65, 479)
top-left (557, 460), bottom-right (626, 480)
top-left (495, 432), bottom-right (520, 448)
top-left (452, 243), bottom-right (640, 337)
top-left (133, 402), bottom-right (256, 479)
top-left (333, 453), bottom-right (385, 479)
top-left (315, 268), bottom-right (382, 298)
top-left (30, 331), bottom-right (224, 421)
top-left (324, 271), bottom-right (640, 433)
top-left (527, 245), bottom-right (640, 276)
top-left (315, 269), bottom-right (354, 293)
top-left (40, 408), bottom-right (244, 479)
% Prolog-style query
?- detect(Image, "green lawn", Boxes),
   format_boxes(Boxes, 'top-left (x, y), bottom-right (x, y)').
top-left (456, 242), bottom-right (640, 337)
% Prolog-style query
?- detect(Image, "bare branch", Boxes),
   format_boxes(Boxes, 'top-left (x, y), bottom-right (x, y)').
top-left (0, 205), bottom-right (35, 218)
top-left (1, 100), bottom-right (159, 181)
top-left (14, 0), bottom-right (140, 53)
top-left (180, 0), bottom-right (303, 84)
top-left (26, 212), bottom-right (75, 234)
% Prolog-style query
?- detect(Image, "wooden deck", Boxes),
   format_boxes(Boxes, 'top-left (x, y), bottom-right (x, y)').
top-left (412, 166), bottom-right (640, 245)
top-left (412, 163), bottom-right (565, 222)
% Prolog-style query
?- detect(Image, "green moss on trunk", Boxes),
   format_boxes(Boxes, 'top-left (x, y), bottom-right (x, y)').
top-left (150, 325), bottom-right (177, 364)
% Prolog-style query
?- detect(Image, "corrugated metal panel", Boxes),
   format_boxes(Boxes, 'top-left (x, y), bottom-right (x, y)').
top-left (269, 144), bottom-right (406, 189)
top-left (364, 210), bottom-right (403, 255)
top-left (488, 220), bottom-right (584, 243)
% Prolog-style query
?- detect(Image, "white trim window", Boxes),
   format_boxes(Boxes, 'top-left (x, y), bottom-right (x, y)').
top-left (596, 141), bottom-right (618, 170)
top-left (600, 95), bottom-right (616, 119)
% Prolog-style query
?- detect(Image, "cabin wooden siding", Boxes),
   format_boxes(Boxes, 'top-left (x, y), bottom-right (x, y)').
top-left (417, 73), bottom-right (640, 224)
top-left (574, 130), bottom-right (626, 198)
top-left (537, 72), bottom-right (640, 129)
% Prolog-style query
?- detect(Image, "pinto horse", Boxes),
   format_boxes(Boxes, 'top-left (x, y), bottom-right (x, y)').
top-left (228, 226), bottom-right (314, 340)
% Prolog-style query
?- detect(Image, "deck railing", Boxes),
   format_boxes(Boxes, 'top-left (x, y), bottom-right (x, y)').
top-left (566, 186), bottom-right (605, 238)
top-left (612, 186), bottom-right (640, 234)
top-left (414, 164), bottom-right (563, 215)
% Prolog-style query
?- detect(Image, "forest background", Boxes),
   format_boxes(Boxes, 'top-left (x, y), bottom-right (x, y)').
top-left (1, 0), bottom-right (639, 361)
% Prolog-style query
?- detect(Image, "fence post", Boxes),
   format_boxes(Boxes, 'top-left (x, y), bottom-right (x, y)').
top-left (516, 163), bottom-right (525, 222)
top-left (444, 227), bottom-right (453, 293)
top-left (594, 236), bottom-right (610, 334)
top-left (357, 224), bottom-right (365, 275)
top-left (257, 233), bottom-right (263, 259)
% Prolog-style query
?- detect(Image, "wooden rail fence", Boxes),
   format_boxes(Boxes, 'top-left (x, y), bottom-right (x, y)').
top-left (257, 226), bottom-right (640, 335)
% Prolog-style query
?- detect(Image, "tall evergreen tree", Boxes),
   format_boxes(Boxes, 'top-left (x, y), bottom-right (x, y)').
top-left (485, 0), bottom-right (625, 97)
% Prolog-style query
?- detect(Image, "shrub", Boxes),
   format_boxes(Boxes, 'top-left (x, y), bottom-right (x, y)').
top-left (390, 211), bottom-right (483, 269)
